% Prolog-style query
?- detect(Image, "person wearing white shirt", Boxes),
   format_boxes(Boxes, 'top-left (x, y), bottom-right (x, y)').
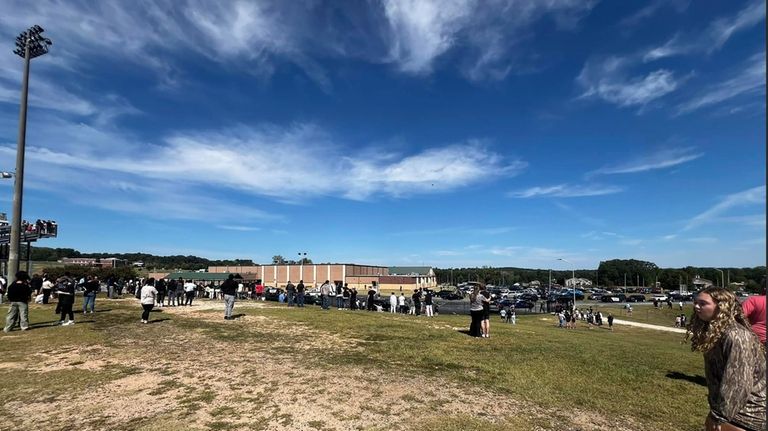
top-left (140, 278), bottom-right (158, 324)
top-left (398, 293), bottom-right (406, 314)
top-left (183, 280), bottom-right (196, 306)
top-left (389, 292), bottom-right (397, 313)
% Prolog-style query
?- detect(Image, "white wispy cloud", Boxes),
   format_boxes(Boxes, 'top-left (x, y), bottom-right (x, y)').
top-left (381, 0), bottom-right (595, 79)
top-left (684, 185), bottom-right (766, 231)
top-left (509, 183), bottom-right (623, 198)
top-left (587, 147), bottom-right (703, 176)
top-left (393, 226), bottom-right (516, 237)
top-left (216, 225), bottom-right (262, 232)
top-left (0, 120), bottom-right (524, 221)
top-left (643, 0), bottom-right (765, 61)
top-left (676, 52), bottom-right (765, 115)
top-left (576, 56), bottom-right (682, 108)
top-left (620, 0), bottom-right (690, 28)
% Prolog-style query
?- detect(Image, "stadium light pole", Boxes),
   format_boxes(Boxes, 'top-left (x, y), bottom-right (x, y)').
top-left (715, 269), bottom-right (724, 288)
top-left (558, 258), bottom-right (575, 309)
top-left (7, 25), bottom-right (52, 285)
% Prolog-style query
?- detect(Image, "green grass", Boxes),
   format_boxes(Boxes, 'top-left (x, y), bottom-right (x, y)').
top-left (0, 300), bottom-right (708, 430)
top-left (585, 302), bottom-right (694, 326)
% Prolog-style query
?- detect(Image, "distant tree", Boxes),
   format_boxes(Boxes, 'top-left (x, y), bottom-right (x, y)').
top-left (272, 255), bottom-right (285, 264)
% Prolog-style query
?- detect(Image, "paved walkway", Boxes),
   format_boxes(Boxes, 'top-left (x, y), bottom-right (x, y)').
top-left (612, 318), bottom-right (686, 333)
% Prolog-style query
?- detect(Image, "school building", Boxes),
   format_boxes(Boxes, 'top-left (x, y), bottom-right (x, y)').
top-left (206, 264), bottom-right (437, 291)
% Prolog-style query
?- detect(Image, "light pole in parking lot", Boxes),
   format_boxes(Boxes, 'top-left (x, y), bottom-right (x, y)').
top-left (715, 269), bottom-right (724, 288)
top-left (558, 258), bottom-right (575, 309)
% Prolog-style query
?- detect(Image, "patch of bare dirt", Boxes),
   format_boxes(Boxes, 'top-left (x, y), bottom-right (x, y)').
top-left (3, 309), bottom-right (640, 431)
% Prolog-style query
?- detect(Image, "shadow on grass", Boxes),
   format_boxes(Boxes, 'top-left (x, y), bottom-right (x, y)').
top-left (456, 329), bottom-right (479, 337)
top-left (148, 318), bottom-right (172, 324)
top-left (666, 371), bottom-right (706, 387)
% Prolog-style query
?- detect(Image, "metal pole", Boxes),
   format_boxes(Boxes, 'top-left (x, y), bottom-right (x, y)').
top-left (25, 241), bottom-right (31, 273)
top-left (7, 43), bottom-right (31, 286)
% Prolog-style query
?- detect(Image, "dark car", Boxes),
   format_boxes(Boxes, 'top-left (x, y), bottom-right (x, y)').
top-left (519, 293), bottom-right (539, 302)
top-left (627, 294), bottom-right (645, 302)
top-left (514, 299), bottom-right (535, 310)
top-left (436, 290), bottom-right (463, 300)
top-left (264, 287), bottom-right (284, 301)
top-left (601, 293), bottom-right (627, 303)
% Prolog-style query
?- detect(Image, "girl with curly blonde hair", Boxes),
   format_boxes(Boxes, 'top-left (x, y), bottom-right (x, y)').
top-left (687, 287), bottom-right (766, 431)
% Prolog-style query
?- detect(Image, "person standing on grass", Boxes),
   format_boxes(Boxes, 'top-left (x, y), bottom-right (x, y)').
top-left (741, 283), bottom-right (766, 344)
top-left (167, 277), bottom-right (178, 306)
top-left (607, 313), bottom-right (614, 330)
top-left (220, 274), bottom-right (238, 320)
top-left (468, 285), bottom-right (486, 337)
top-left (155, 278), bottom-right (166, 308)
top-left (688, 287), bottom-right (766, 431)
top-left (57, 274), bottom-right (76, 326)
top-left (411, 289), bottom-right (421, 316)
top-left (389, 292), bottom-right (397, 314)
top-left (320, 281), bottom-right (331, 310)
top-left (296, 280), bottom-right (306, 308)
top-left (350, 287), bottom-right (358, 310)
top-left (424, 290), bottom-right (434, 317)
top-left (3, 271), bottom-right (32, 333)
top-left (30, 273), bottom-right (43, 296)
top-left (183, 279), bottom-right (196, 306)
top-left (41, 276), bottom-right (53, 305)
top-left (366, 286), bottom-right (376, 311)
top-left (285, 280), bottom-right (296, 307)
top-left (480, 288), bottom-right (491, 337)
top-left (336, 283), bottom-right (345, 310)
top-left (398, 292), bottom-right (406, 314)
top-left (82, 275), bottom-right (100, 314)
top-left (140, 278), bottom-right (158, 324)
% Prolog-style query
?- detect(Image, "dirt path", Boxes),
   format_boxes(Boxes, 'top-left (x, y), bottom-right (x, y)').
top-left (612, 318), bottom-right (686, 333)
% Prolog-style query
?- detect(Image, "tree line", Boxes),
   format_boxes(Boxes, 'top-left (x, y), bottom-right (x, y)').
top-left (434, 259), bottom-right (766, 292)
top-left (25, 246), bottom-right (255, 271)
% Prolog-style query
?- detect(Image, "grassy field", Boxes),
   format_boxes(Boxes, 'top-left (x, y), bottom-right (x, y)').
top-left (0, 298), bottom-right (708, 431)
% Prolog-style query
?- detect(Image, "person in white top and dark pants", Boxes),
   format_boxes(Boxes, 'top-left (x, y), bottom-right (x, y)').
top-left (140, 278), bottom-right (158, 324)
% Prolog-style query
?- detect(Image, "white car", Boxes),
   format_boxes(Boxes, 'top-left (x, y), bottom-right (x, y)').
top-left (651, 294), bottom-right (668, 302)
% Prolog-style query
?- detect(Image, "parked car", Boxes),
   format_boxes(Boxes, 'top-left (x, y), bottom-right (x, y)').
top-left (627, 294), bottom-right (646, 302)
top-left (519, 293), bottom-right (539, 302)
top-left (651, 294), bottom-right (668, 302)
top-left (436, 290), bottom-right (463, 300)
top-left (588, 293), bottom-right (603, 301)
top-left (601, 293), bottom-right (627, 303)
top-left (264, 287), bottom-right (284, 301)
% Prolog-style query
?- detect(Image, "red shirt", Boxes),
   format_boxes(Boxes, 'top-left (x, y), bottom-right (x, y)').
top-left (255, 284), bottom-right (264, 294)
top-left (742, 295), bottom-right (766, 343)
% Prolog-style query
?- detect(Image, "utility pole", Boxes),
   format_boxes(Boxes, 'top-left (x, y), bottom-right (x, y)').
top-left (7, 25), bottom-right (51, 285)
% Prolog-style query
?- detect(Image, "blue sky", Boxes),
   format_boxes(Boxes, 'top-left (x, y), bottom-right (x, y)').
top-left (0, 0), bottom-right (764, 269)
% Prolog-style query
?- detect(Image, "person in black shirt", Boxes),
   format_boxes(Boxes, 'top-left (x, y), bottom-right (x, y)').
top-left (296, 280), bottom-right (305, 307)
top-left (82, 276), bottom-right (100, 314)
top-left (4, 271), bottom-right (32, 332)
top-left (220, 274), bottom-right (238, 320)
top-left (30, 274), bottom-right (43, 295)
top-left (412, 290), bottom-right (421, 316)
top-left (57, 275), bottom-right (76, 326)
top-left (350, 287), bottom-right (358, 310)
top-left (155, 279), bottom-right (167, 308)
top-left (285, 280), bottom-right (296, 307)
top-left (424, 290), bottom-right (434, 317)
top-left (366, 286), bottom-right (376, 311)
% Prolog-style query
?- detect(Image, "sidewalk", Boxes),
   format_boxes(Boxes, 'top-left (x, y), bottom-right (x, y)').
top-left (612, 318), bottom-right (686, 333)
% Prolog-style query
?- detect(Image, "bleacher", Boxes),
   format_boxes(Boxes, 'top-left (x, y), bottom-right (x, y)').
top-left (0, 219), bottom-right (58, 245)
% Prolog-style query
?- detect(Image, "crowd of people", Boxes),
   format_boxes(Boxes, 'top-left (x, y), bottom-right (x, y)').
top-left (2, 270), bottom-right (766, 430)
